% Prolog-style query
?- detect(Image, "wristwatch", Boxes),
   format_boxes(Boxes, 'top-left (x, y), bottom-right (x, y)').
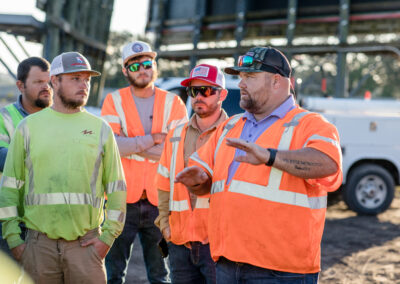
top-left (265, 148), bottom-right (278, 166)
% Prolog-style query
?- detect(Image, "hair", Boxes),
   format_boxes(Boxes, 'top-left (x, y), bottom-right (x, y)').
top-left (17, 57), bottom-right (50, 84)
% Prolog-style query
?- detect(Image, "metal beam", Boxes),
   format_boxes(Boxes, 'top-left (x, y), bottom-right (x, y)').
top-left (335, 0), bottom-right (350, 97)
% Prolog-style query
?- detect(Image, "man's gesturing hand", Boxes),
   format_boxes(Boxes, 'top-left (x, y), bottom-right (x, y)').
top-left (175, 166), bottom-right (211, 195)
top-left (226, 138), bottom-right (270, 165)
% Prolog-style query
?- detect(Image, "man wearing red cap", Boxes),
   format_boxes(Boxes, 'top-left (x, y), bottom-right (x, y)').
top-left (155, 64), bottom-right (229, 284)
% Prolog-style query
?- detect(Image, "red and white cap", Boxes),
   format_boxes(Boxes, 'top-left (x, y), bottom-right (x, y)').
top-left (181, 64), bottom-right (225, 88)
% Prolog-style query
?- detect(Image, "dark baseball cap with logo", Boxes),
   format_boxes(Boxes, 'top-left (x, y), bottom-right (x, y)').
top-left (50, 52), bottom-right (101, 77)
top-left (224, 47), bottom-right (291, 78)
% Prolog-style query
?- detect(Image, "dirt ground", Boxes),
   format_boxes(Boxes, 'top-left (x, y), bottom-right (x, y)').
top-left (125, 188), bottom-right (400, 284)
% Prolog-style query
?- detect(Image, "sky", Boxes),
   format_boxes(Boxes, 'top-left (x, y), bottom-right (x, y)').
top-left (0, 0), bottom-right (149, 76)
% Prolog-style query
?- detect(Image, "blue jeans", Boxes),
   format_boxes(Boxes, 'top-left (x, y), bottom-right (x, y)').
top-left (105, 200), bottom-right (170, 284)
top-left (168, 242), bottom-right (216, 284)
top-left (216, 257), bottom-right (319, 284)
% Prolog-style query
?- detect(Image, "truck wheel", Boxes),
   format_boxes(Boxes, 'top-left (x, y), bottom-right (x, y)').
top-left (343, 164), bottom-right (395, 215)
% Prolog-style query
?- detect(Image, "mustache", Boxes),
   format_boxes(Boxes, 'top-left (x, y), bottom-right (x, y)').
top-left (39, 90), bottom-right (50, 95)
top-left (76, 90), bottom-right (88, 96)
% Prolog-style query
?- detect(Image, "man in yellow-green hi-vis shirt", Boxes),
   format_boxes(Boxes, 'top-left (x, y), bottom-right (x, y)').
top-left (0, 51), bottom-right (127, 284)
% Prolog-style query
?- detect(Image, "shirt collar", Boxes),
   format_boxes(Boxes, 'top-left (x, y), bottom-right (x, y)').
top-left (14, 95), bottom-right (30, 116)
top-left (243, 95), bottom-right (296, 124)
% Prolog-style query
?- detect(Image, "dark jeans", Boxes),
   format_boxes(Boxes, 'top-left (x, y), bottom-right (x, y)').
top-left (105, 200), bottom-right (170, 284)
top-left (168, 242), bottom-right (216, 284)
top-left (216, 257), bottom-right (319, 284)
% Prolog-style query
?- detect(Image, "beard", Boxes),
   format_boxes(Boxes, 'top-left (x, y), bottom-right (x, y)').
top-left (239, 91), bottom-right (259, 113)
top-left (192, 98), bottom-right (219, 118)
top-left (58, 85), bottom-right (88, 109)
top-left (127, 70), bottom-right (157, 89)
top-left (34, 90), bottom-right (52, 108)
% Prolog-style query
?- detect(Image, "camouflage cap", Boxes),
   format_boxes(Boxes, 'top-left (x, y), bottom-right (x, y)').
top-left (224, 47), bottom-right (291, 78)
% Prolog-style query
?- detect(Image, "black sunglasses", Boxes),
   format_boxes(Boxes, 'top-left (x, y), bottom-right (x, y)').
top-left (126, 60), bottom-right (153, 72)
top-left (186, 86), bottom-right (221, 98)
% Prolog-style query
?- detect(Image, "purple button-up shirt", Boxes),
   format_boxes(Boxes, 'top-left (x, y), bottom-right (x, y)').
top-left (226, 95), bottom-right (296, 184)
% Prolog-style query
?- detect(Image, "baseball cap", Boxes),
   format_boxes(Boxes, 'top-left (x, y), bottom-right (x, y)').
top-left (224, 47), bottom-right (291, 78)
top-left (181, 64), bottom-right (225, 88)
top-left (50, 52), bottom-right (101, 77)
top-left (122, 41), bottom-right (157, 66)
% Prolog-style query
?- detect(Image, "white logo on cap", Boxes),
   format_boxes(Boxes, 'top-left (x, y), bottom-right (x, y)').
top-left (192, 66), bottom-right (209, 78)
top-left (132, 43), bottom-right (143, 53)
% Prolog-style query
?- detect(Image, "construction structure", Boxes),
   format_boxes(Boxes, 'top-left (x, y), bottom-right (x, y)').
top-left (0, 0), bottom-right (114, 105)
top-left (146, 0), bottom-right (400, 97)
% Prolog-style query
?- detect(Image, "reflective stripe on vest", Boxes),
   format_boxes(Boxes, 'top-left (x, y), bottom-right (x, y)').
top-left (110, 89), bottom-right (174, 163)
top-left (191, 151), bottom-right (213, 177)
top-left (168, 124), bottom-right (186, 211)
top-left (0, 206), bottom-right (18, 218)
top-left (0, 176), bottom-right (24, 189)
top-left (107, 209), bottom-right (126, 223)
top-left (214, 114), bottom-right (243, 162)
top-left (157, 164), bottom-right (169, 178)
top-left (212, 111), bottom-right (327, 209)
top-left (110, 90), bottom-right (128, 136)
top-left (20, 120), bottom-right (117, 208)
top-left (162, 92), bottom-right (176, 133)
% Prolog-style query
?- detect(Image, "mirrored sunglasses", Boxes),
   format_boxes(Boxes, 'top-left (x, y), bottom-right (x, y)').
top-left (186, 86), bottom-right (221, 98)
top-left (126, 60), bottom-right (153, 72)
top-left (238, 55), bottom-right (285, 76)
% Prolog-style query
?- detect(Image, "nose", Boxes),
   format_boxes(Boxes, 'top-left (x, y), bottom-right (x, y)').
top-left (238, 78), bottom-right (246, 89)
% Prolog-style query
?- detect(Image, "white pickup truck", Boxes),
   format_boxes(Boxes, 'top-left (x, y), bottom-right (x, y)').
top-left (301, 97), bottom-right (400, 215)
top-left (156, 77), bottom-right (400, 215)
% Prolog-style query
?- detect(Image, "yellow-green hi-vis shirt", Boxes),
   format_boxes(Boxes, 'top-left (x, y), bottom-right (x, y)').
top-left (0, 108), bottom-right (127, 249)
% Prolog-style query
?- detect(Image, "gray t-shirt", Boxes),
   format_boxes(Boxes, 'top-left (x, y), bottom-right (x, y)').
top-left (133, 95), bottom-right (155, 135)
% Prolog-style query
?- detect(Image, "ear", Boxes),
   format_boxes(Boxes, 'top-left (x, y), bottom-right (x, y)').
top-left (122, 66), bottom-right (128, 77)
top-left (272, 74), bottom-right (281, 89)
top-left (50, 76), bottom-right (59, 89)
top-left (16, 80), bottom-right (24, 93)
top-left (219, 89), bottom-right (228, 102)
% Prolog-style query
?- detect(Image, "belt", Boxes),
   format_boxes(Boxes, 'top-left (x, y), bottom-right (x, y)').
top-left (27, 227), bottom-right (100, 242)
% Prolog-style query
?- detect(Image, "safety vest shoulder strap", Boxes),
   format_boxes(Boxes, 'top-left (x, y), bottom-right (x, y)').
top-left (214, 113), bottom-right (244, 162)
top-left (0, 104), bottom-right (21, 144)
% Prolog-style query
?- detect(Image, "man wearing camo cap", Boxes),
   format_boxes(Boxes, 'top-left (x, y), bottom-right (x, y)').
top-left (0, 51), bottom-right (127, 283)
top-left (175, 46), bottom-right (343, 283)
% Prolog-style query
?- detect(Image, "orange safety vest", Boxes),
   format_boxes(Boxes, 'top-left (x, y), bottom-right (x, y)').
top-left (190, 107), bottom-right (343, 274)
top-left (101, 86), bottom-right (188, 205)
top-left (157, 123), bottom-right (210, 245)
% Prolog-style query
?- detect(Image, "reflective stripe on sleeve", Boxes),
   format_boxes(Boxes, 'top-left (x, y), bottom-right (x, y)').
top-left (157, 164), bottom-right (169, 178)
top-left (303, 134), bottom-right (341, 149)
top-left (190, 152), bottom-right (213, 177)
top-left (0, 206), bottom-right (18, 218)
top-left (194, 197), bottom-right (209, 209)
top-left (229, 180), bottom-right (327, 209)
top-left (1, 176), bottom-right (24, 189)
top-left (25, 193), bottom-right (103, 208)
top-left (106, 180), bottom-right (126, 194)
top-left (102, 115), bottom-right (121, 124)
top-left (107, 210), bottom-right (126, 223)
top-left (170, 200), bottom-right (189, 212)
